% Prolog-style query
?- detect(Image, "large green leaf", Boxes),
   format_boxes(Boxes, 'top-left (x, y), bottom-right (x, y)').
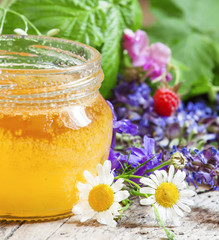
top-left (173, 33), bottom-right (215, 95)
top-left (5, 0), bottom-right (142, 98)
top-left (149, 0), bottom-right (219, 100)
top-left (10, 0), bottom-right (105, 47)
top-left (100, 6), bottom-right (124, 97)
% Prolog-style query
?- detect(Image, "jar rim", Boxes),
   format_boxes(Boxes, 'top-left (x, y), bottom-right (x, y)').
top-left (0, 35), bottom-right (101, 75)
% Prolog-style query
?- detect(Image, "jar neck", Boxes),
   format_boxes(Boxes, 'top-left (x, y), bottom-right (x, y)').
top-left (0, 35), bottom-right (103, 108)
top-left (0, 69), bottom-right (103, 108)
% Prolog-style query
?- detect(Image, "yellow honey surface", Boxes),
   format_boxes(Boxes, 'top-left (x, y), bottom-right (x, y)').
top-left (0, 93), bottom-right (112, 219)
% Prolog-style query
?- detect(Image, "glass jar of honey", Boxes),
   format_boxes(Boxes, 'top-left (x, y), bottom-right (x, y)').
top-left (0, 35), bottom-right (112, 221)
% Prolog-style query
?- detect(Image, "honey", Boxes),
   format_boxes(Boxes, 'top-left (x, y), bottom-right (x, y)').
top-left (0, 35), bottom-right (112, 221)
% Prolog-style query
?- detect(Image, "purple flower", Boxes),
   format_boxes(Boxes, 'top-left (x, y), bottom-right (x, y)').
top-left (114, 81), bottom-right (151, 108)
top-left (172, 147), bottom-right (219, 190)
top-left (107, 100), bottom-right (138, 148)
top-left (113, 80), bottom-right (218, 149)
top-left (123, 29), bottom-right (171, 81)
top-left (127, 136), bottom-right (166, 182)
top-left (108, 134), bottom-right (167, 183)
top-left (108, 149), bottom-right (127, 174)
top-left (216, 93), bottom-right (219, 111)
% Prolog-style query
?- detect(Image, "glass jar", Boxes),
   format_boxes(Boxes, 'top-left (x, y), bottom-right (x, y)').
top-left (0, 35), bottom-right (112, 221)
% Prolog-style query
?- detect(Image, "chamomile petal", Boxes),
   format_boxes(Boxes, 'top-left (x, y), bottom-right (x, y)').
top-left (114, 190), bottom-right (129, 202)
top-left (140, 165), bottom-right (195, 226)
top-left (103, 160), bottom-right (112, 176)
top-left (84, 170), bottom-right (97, 186)
top-left (140, 195), bottom-right (155, 205)
top-left (180, 189), bottom-right (196, 198)
top-left (160, 170), bottom-right (168, 182)
top-left (140, 187), bottom-right (156, 195)
top-left (140, 177), bottom-right (157, 189)
top-left (176, 200), bottom-right (191, 213)
top-left (80, 211), bottom-right (96, 222)
top-left (109, 202), bottom-right (121, 215)
top-left (172, 204), bottom-right (184, 217)
top-left (158, 206), bottom-right (167, 222)
top-left (96, 163), bottom-right (104, 179)
top-left (154, 170), bottom-right (163, 183)
top-left (111, 178), bottom-right (124, 192)
top-left (168, 165), bottom-right (174, 182)
top-left (73, 160), bottom-right (129, 227)
top-left (181, 198), bottom-right (194, 206)
top-left (106, 172), bottom-right (115, 186)
top-left (172, 170), bottom-right (186, 186)
top-left (103, 210), bottom-right (117, 227)
top-left (73, 201), bottom-right (91, 214)
top-left (79, 190), bottom-right (89, 200)
top-left (77, 182), bottom-right (92, 193)
top-left (150, 174), bottom-right (159, 186)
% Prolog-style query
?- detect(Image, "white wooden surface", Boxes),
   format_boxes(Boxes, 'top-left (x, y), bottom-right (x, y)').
top-left (1, 190), bottom-right (219, 240)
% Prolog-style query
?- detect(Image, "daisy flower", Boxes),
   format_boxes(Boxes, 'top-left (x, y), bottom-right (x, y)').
top-left (139, 165), bottom-right (195, 226)
top-left (72, 160), bottom-right (129, 227)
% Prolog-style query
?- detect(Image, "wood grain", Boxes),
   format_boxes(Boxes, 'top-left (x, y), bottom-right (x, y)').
top-left (1, 190), bottom-right (218, 240)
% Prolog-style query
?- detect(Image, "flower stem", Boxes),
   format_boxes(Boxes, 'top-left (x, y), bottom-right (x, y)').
top-left (130, 189), bottom-right (148, 197)
top-left (115, 175), bottom-right (142, 179)
top-left (150, 71), bottom-right (167, 83)
top-left (123, 178), bottom-right (141, 189)
top-left (153, 204), bottom-right (176, 240)
top-left (0, 8), bottom-right (7, 34)
top-left (117, 174), bottom-right (175, 239)
top-left (7, 8), bottom-right (42, 35)
top-left (169, 64), bottom-right (180, 85)
top-left (144, 160), bottom-right (171, 174)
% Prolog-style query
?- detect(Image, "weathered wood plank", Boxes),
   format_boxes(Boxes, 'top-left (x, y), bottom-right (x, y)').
top-left (6, 218), bottom-right (69, 240)
top-left (47, 191), bottom-right (219, 240)
top-left (0, 190), bottom-right (218, 240)
top-left (0, 222), bottom-right (22, 240)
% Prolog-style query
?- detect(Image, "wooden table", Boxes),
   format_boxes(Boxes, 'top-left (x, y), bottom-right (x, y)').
top-left (0, 190), bottom-right (218, 240)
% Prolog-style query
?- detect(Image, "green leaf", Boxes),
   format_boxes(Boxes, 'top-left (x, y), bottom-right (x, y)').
top-left (100, 0), bottom-right (142, 98)
top-left (149, 0), bottom-right (219, 100)
top-left (6, 0), bottom-right (142, 98)
top-left (173, 33), bottom-right (215, 97)
top-left (146, 18), bottom-right (191, 46)
top-left (170, 0), bottom-right (219, 39)
top-left (119, 0), bottom-right (142, 31)
top-left (131, 0), bottom-right (142, 31)
top-left (100, 6), bottom-right (124, 98)
top-left (150, 0), bottom-right (183, 19)
top-left (10, 0), bottom-right (105, 47)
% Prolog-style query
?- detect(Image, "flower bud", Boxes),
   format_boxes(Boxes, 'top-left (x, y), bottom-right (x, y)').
top-left (170, 152), bottom-right (187, 169)
top-left (46, 28), bottom-right (60, 37)
top-left (14, 28), bottom-right (27, 36)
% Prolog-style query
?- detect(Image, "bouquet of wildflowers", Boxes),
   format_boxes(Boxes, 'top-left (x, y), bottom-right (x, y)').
top-left (72, 29), bottom-right (219, 239)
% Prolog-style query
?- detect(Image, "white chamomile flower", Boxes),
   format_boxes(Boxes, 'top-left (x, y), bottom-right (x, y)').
top-left (72, 160), bottom-right (129, 227)
top-left (139, 165), bottom-right (195, 226)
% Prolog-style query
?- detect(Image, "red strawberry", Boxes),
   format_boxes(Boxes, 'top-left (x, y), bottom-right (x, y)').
top-left (153, 88), bottom-right (180, 116)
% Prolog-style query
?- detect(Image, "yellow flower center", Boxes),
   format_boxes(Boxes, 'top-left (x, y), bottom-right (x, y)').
top-left (88, 184), bottom-right (114, 212)
top-left (155, 182), bottom-right (179, 208)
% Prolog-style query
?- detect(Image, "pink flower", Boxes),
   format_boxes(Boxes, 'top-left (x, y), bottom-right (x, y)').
top-left (123, 29), bottom-right (172, 81)
top-left (123, 29), bottom-right (149, 67)
top-left (149, 43), bottom-right (171, 66)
